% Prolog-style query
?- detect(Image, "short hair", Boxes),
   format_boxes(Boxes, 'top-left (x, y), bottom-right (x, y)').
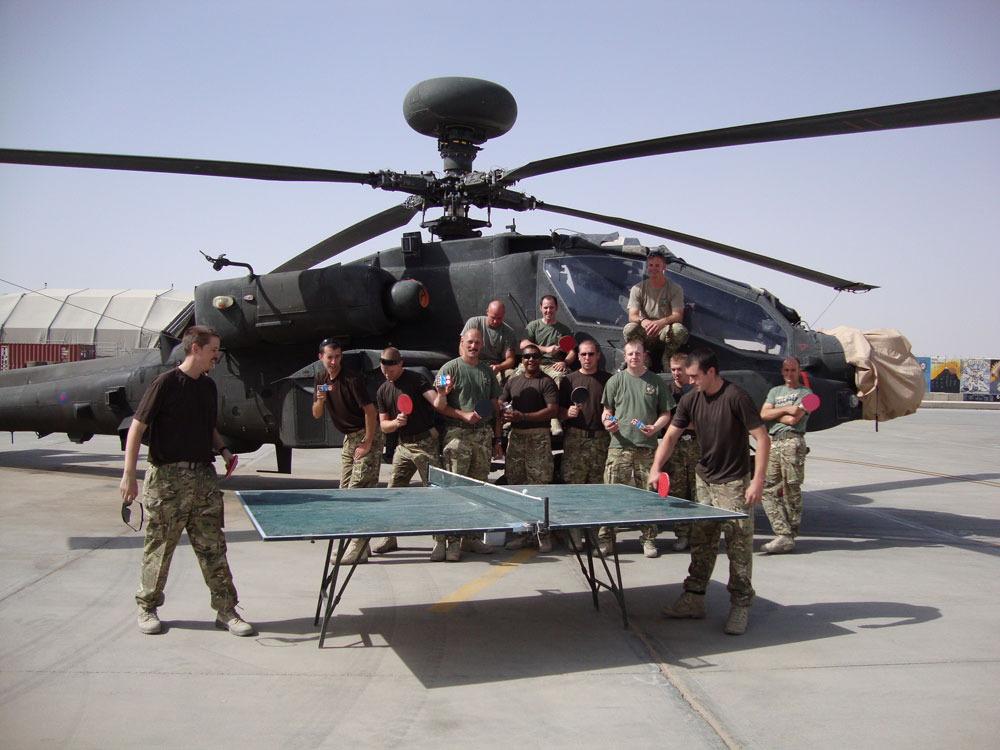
top-left (539, 294), bottom-right (557, 307)
top-left (318, 337), bottom-right (344, 354)
top-left (521, 343), bottom-right (541, 356)
top-left (686, 347), bottom-right (719, 375)
top-left (462, 327), bottom-right (483, 342)
top-left (669, 352), bottom-right (688, 365)
top-left (646, 249), bottom-right (668, 263)
top-left (577, 337), bottom-right (600, 354)
top-left (783, 356), bottom-right (801, 367)
top-left (624, 338), bottom-right (646, 353)
top-left (182, 325), bottom-right (219, 355)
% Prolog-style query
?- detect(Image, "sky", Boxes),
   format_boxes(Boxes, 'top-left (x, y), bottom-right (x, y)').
top-left (1, 0), bottom-right (997, 357)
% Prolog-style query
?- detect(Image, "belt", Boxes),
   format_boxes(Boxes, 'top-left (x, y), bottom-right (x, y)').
top-left (567, 426), bottom-right (605, 439)
top-left (511, 425), bottom-right (551, 433)
top-left (158, 460), bottom-right (211, 470)
top-left (446, 420), bottom-right (491, 431)
top-left (400, 428), bottom-right (436, 444)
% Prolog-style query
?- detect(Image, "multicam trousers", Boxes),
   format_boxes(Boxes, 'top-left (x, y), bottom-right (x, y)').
top-left (388, 429), bottom-right (440, 488)
top-left (561, 428), bottom-right (610, 485)
top-left (136, 462), bottom-right (238, 613)
top-left (664, 435), bottom-right (701, 540)
top-left (439, 424), bottom-right (494, 543)
top-left (505, 427), bottom-right (553, 484)
top-left (683, 474), bottom-right (755, 607)
top-left (622, 321), bottom-right (690, 362)
top-left (761, 433), bottom-right (808, 537)
top-left (341, 427), bottom-right (385, 489)
top-left (603, 444), bottom-right (659, 542)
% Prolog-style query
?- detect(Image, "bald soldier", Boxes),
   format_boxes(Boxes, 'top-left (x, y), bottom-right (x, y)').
top-left (759, 357), bottom-right (813, 554)
top-left (462, 300), bottom-right (518, 382)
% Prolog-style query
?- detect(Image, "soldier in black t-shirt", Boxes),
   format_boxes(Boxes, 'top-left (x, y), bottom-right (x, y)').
top-left (649, 348), bottom-right (770, 636)
top-left (120, 325), bottom-right (252, 638)
top-left (312, 338), bottom-right (384, 563)
top-left (374, 347), bottom-right (445, 555)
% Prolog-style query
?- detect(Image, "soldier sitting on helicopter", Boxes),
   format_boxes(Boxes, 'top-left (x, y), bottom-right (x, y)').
top-left (623, 249), bottom-right (689, 372)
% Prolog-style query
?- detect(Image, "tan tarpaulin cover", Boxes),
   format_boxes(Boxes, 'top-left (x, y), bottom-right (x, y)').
top-left (819, 326), bottom-right (925, 421)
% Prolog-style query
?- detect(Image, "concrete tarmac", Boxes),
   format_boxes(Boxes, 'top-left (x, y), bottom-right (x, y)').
top-left (1, 409), bottom-right (998, 749)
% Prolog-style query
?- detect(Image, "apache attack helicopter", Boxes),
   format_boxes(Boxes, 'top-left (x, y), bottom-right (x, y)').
top-left (1, 78), bottom-right (998, 472)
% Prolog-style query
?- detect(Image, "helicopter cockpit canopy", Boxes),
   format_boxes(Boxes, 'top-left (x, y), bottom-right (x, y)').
top-left (543, 254), bottom-right (789, 356)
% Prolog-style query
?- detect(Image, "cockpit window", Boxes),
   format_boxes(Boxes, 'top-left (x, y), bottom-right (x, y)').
top-left (544, 255), bottom-right (787, 355)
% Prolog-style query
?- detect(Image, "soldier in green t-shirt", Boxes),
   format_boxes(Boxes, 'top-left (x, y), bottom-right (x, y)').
top-left (759, 357), bottom-right (812, 554)
top-left (519, 295), bottom-right (577, 435)
top-left (599, 338), bottom-right (674, 558)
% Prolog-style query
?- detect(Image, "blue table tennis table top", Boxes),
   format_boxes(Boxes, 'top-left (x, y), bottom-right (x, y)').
top-left (236, 467), bottom-right (746, 541)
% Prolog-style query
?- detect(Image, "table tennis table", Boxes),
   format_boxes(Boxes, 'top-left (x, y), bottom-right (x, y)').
top-left (236, 467), bottom-right (746, 647)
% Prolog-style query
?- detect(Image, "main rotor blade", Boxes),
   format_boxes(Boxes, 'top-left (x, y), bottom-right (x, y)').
top-left (271, 202), bottom-right (419, 272)
top-left (535, 201), bottom-right (877, 292)
top-left (503, 89), bottom-right (1000, 184)
top-left (0, 148), bottom-right (376, 185)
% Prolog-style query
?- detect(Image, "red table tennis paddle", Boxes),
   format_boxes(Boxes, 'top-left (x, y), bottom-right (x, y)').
top-left (224, 454), bottom-right (239, 481)
top-left (570, 386), bottom-right (588, 407)
top-left (657, 473), bottom-right (670, 498)
top-left (558, 335), bottom-right (575, 353)
top-left (396, 393), bottom-right (413, 415)
top-left (801, 393), bottom-right (821, 413)
top-left (474, 399), bottom-right (494, 419)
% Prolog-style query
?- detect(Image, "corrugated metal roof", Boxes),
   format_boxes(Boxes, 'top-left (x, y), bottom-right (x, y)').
top-left (0, 288), bottom-right (193, 354)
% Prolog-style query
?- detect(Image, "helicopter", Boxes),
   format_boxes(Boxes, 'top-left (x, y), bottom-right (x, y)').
top-left (1, 78), bottom-right (998, 473)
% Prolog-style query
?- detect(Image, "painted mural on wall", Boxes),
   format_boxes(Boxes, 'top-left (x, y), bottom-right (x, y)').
top-left (918, 356), bottom-right (1000, 401)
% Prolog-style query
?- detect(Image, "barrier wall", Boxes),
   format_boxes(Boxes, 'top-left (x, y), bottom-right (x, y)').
top-left (917, 357), bottom-right (999, 402)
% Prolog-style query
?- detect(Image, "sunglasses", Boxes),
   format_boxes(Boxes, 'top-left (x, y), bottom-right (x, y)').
top-left (521, 353), bottom-right (541, 359)
top-left (578, 351), bottom-right (597, 356)
top-left (379, 358), bottom-right (400, 366)
top-left (121, 502), bottom-right (144, 532)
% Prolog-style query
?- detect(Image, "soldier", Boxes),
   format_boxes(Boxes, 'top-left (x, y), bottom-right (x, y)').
top-left (375, 346), bottom-right (445, 555)
top-left (462, 300), bottom-right (517, 382)
top-left (649, 348), bottom-right (770, 636)
top-left (664, 352), bottom-right (701, 552)
top-left (558, 338), bottom-right (611, 550)
top-left (520, 295), bottom-right (576, 435)
top-left (600, 338), bottom-right (674, 558)
top-left (759, 356), bottom-right (813, 554)
top-left (501, 343), bottom-right (559, 551)
top-left (120, 324), bottom-right (253, 637)
top-left (433, 327), bottom-right (504, 561)
top-left (623, 249), bottom-right (689, 371)
top-left (312, 337), bottom-right (385, 564)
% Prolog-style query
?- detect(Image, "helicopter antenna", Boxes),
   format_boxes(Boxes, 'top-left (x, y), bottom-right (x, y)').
top-left (200, 251), bottom-right (255, 278)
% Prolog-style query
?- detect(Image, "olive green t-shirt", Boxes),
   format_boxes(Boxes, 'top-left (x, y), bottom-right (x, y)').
top-left (522, 318), bottom-right (571, 366)
top-left (601, 369), bottom-right (674, 449)
top-left (438, 357), bottom-right (501, 423)
top-left (764, 384), bottom-right (812, 438)
top-left (627, 278), bottom-right (683, 320)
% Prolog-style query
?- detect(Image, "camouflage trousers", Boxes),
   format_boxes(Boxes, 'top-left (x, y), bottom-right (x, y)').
top-left (438, 424), bottom-right (494, 542)
top-left (761, 434), bottom-right (808, 537)
top-left (622, 321), bottom-right (690, 362)
top-left (136, 462), bottom-right (237, 613)
top-left (683, 474), bottom-right (755, 607)
top-left (664, 435), bottom-right (701, 540)
top-left (561, 428), bottom-right (610, 485)
top-left (441, 424), bottom-right (493, 481)
top-left (603, 444), bottom-right (659, 542)
top-left (341, 427), bottom-right (385, 489)
top-left (388, 428), bottom-right (440, 488)
top-left (505, 427), bottom-right (553, 484)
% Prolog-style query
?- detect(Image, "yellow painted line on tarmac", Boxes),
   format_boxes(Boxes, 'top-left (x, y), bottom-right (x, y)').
top-left (429, 548), bottom-right (537, 612)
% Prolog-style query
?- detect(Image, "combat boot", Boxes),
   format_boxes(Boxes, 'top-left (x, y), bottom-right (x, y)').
top-left (372, 536), bottom-right (398, 554)
top-left (216, 609), bottom-right (255, 637)
top-left (462, 536), bottom-right (495, 554)
top-left (642, 539), bottom-right (660, 558)
top-left (137, 608), bottom-right (161, 635)
top-left (762, 535), bottom-right (795, 554)
top-left (661, 591), bottom-right (707, 619)
top-left (724, 605), bottom-right (749, 635)
top-left (445, 539), bottom-right (462, 562)
top-left (672, 536), bottom-right (689, 552)
top-left (430, 537), bottom-right (447, 562)
top-left (341, 538), bottom-right (370, 564)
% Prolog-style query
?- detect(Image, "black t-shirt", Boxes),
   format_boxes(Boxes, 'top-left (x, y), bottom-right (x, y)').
top-left (314, 367), bottom-right (371, 434)
top-left (133, 368), bottom-right (217, 465)
top-left (376, 369), bottom-right (437, 436)
top-left (502, 373), bottom-right (558, 430)
top-left (672, 380), bottom-right (763, 484)
top-left (559, 370), bottom-right (611, 431)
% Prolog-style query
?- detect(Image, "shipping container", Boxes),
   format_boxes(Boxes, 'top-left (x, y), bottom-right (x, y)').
top-left (0, 343), bottom-right (96, 370)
